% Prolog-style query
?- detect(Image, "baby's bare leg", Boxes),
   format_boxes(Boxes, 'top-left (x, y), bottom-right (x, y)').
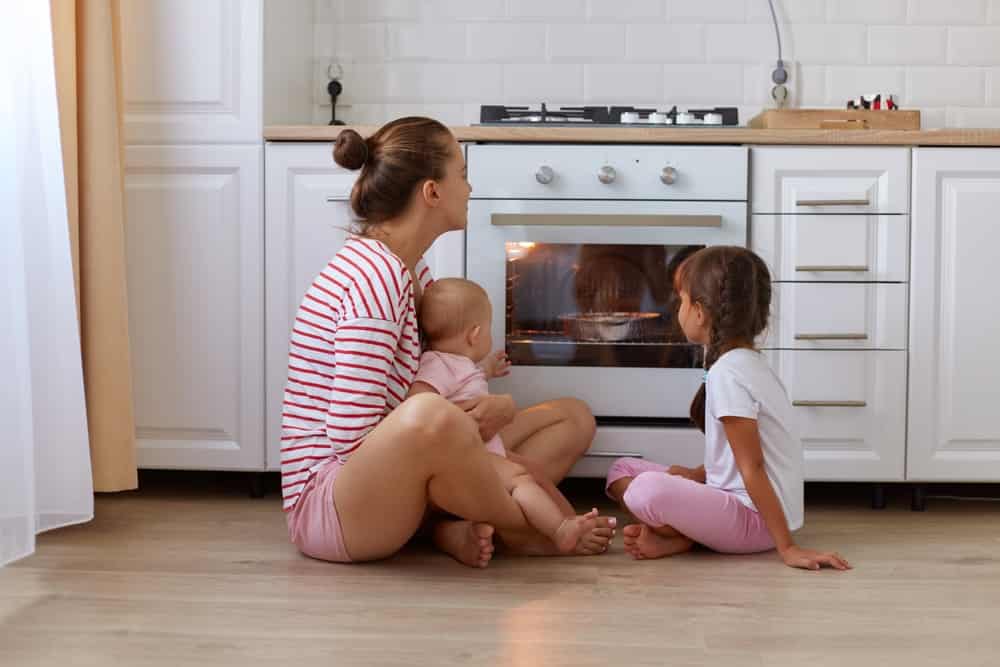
top-left (490, 456), bottom-right (599, 554)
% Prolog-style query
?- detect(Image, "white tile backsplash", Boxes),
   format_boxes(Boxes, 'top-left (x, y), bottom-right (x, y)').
top-left (908, 0), bottom-right (986, 25)
top-left (548, 24), bottom-right (626, 61)
top-left (312, 0), bottom-right (1000, 127)
top-left (827, 0), bottom-right (906, 24)
top-left (585, 64), bottom-right (663, 102)
top-left (389, 24), bottom-right (467, 61)
top-left (948, 28), bottom-right (1000, 65)
top-left (907, 67), bottom-right (986, 107)
top-left (587, 0), bottom-right (664, 21)
top-left (503, 64), bottom-right (585, 102)
top-left (625, 24), bottom-right (706, 63)
top-left (868, 26), bottom-right (946, 65)
top-left (467, 24), bottom-right (547, 61)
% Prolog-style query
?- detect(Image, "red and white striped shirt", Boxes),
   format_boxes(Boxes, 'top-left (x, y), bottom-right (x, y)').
top-left (280, 237), bottom-right (433, 511)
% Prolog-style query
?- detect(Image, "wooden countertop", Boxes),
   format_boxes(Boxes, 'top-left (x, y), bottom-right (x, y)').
top-left (265, 124), bottom-right (1000, 146)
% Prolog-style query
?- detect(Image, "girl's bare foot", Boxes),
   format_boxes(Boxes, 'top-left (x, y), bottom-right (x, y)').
top-left (432, 520), bottom-right (495, 568)
top-left (622, 524), bottom-right (693, 560)
top-left (553, 508), bottom-right (599, 554)
top-left (573, 515), bottom-right (617, 555)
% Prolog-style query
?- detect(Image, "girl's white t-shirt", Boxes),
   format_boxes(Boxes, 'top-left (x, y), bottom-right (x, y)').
top-left (704, 348), bottom-right (804, 531)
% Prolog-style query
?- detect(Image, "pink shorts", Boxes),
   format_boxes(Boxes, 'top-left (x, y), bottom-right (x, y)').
top-left (286, 459), bottom-right (352, 563)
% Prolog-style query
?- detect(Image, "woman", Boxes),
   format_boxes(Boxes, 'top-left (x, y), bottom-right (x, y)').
top-left (281, 117), bottom-right (601, 567)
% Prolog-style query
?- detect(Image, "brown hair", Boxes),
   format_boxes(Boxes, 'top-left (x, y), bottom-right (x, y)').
top-left (332, 117), bottom-right (454, 229)
top-left (419, 278), bottom-right (491, 345)
top-left (674, 246), bottom-right (772, 432)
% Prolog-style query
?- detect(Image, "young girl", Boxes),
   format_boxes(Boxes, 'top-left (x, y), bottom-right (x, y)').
top-left (606, 246), bottom-right (851, 571)
top-left (409, 277), bottom-right (612, 555)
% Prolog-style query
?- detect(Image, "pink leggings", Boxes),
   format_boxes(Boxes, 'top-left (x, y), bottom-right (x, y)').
top-left (606, 457), bottom-right (775, 554)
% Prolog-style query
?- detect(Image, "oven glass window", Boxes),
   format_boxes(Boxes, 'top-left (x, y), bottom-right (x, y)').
top-left (505, 243), bottom-right (705, 368)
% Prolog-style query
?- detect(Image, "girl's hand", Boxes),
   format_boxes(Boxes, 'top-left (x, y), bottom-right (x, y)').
top-left (780, 545), bottom-right (852, 571)
top-left (456, 394), bottom-right (516, 442)
top-left (667, 465), bottom-right (706, 483)
top-left (480, 350), bottom-right (512, 380)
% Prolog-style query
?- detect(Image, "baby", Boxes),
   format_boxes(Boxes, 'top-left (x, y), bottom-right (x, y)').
top-left (408, 278), bottom-right (610, 555)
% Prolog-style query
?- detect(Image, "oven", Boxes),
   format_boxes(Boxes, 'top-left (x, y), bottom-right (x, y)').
top-left (466, 144), bottom-right (748, 421)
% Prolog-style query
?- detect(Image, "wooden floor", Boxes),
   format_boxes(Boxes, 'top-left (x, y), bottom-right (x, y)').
top-left (3, 476), bottom-right (1000, 667)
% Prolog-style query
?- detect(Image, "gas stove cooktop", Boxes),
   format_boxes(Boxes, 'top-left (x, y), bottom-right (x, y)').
top-left (479, 104), bottom-right (740, 127)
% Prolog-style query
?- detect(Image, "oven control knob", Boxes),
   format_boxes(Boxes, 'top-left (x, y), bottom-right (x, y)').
top-left (660, 166), bottom-right (678, 185)
top-left (597, 165), bottom-right (617, 184)
top-left (535, 165), bottom-right (555, 185)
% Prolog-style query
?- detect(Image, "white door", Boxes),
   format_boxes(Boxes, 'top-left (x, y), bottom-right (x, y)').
top-left (908, 148), bottom-right (1000, 480)
top-left (265, 143), bottom-right (354, 471)
top-left (767, 351), bottom-right (906, 481)
top-left (119, 0), bottom-right (262, 144)
top-left (124, 145), bottom-right (264, 470)
top-left (263, 142), bottom-right (467, 469)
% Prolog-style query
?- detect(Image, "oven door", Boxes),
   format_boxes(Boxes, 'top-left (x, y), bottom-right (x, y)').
top-left (466, 199), bottom-right (748, 419)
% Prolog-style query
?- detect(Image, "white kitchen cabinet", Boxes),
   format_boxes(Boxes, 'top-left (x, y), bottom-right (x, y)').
top-left (752, 147), bottom-right (910, 214)
top-left (751, 146), bottom-right (910, 486)
top-left (766, 283), bottom-right (908, 351)
top-left (124, 145), bottom-right (264, 470)
top-left (908, 148), bottom-right (1000, 481)
top-left (767, 350), bottom-right (907, 481)
top-left (119, 0), bottom-right (262, 144)
top-left (752, 214), bottom-right (909, 283)
top-left (264, 142), bottom-right (466, 470)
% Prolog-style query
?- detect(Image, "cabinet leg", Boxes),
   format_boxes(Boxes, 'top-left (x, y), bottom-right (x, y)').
top-left (911, 485), bottom-right (927, 512)
top-left (871, 483), bottom-right (887, 510)
top-left (248, 472), bottom-right (266, 499)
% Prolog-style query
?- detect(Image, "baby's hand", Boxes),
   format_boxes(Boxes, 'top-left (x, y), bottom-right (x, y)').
top-left (481, 350), bottom-right (512, 379)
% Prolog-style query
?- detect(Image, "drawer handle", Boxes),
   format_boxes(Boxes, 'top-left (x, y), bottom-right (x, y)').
top-left (584, 452), bottom-right (645, 459)
top-left (325, 196), bottom-right (350, 203)
top-left (795, 265), bottom-right (870, 273)
top-left (795, 198), bottom-right (870, 207)
top-left (793, 400), bottom-right (867, 408)
top-left (794, 333), bottom-right (869, 341)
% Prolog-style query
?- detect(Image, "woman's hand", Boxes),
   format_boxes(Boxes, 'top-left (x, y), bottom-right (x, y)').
top-left (456, 394), bottom-right (516, 442)
top-left (479, 350), bottom-right (512, 380)
top-left (667, 465), bottom-right (706, 483)
top-left (779, 545), bottom-right (851, 571)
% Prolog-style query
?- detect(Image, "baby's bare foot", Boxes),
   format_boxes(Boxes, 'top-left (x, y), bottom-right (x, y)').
top-left (573, 515), bottom-right (617, 555)
top-left (553, 508), bottom-right (599, 554)
top-left (622, 523), bottom-right (693, 560)
top-left (433, 520), bottom-right (495, 568)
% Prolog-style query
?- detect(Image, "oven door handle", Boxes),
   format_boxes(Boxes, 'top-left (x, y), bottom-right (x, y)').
top-left (490, 213), bottom-right (722, 228)
top-left (584, 452), bottom-right (645, 459)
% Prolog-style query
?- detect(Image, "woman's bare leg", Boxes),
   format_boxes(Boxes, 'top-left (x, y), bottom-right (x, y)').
top-left (501, 398), bottom-right (596, 483)
top-left (333, 394), bottom-right (531, 565)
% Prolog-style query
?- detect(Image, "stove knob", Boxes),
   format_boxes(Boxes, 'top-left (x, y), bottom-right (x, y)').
top-left (660, 166), bottom-right (678, 185)
top-left (597, 165), bottom-right (617, 184)
top-left (535, 165), bottom-right (555, 185)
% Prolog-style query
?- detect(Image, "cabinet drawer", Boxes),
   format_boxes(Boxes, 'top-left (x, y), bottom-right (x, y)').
top-left (752, 214), bottom-right (908, 282)
top-left (764, 283), bottom-right (907, 350)
top-left (751, 147), bottom-right (910, 214)
top-left (765, 350), bottom-right (906, 481)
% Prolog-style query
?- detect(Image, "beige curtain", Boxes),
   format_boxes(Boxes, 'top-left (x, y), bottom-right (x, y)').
top-left (50, 0), bottom-right (137, 492)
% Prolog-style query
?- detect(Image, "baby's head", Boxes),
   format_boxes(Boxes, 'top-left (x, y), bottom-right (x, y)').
top-left (419, 278), bottom-right (493, 362)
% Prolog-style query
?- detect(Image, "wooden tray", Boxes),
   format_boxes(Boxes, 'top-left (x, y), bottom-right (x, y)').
top-left (749, 109), bottom-right (921, 130)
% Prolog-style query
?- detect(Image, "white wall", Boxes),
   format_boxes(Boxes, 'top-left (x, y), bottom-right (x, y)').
top-left (310, 0), bottom-right (1000, 128)
top-left (265, 0), bottom-right (315, 125)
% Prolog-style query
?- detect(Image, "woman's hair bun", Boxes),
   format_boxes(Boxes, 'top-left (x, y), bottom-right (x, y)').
top-left (333, 129), bottom-right (369, 171)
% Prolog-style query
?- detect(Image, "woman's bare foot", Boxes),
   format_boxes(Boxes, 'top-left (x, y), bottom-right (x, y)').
top-left (432, 520), bottom-right (495, 568)
top-left (622, 524), bottom-right (693, 560)
top-left (552, 508), bottom-right (599, 554)
top-left (573, 515), bottom-right (617, 555)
